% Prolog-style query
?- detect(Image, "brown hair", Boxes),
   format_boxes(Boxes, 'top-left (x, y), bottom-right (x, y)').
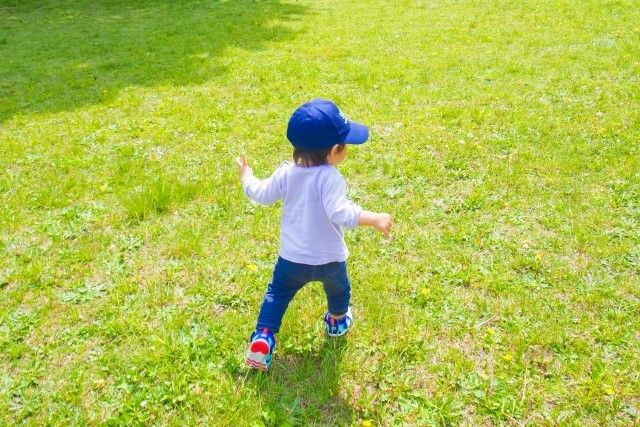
top-left (293, 144), bottom-right (345, 167)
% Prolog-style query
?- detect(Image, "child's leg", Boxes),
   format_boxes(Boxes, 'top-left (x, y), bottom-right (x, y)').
top-left (255, 257), bottom-right (312, 333)
top-left (320, 261), bottom-right (351, 317)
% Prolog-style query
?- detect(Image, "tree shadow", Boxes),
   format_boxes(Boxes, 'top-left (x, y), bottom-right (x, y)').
top-left (0, 0), bottom-right (307, 122)
top-left (244, 336), bottom-right (354, 426)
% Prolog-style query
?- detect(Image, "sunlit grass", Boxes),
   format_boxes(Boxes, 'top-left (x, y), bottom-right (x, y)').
top-left (1, 0), bottom-right (639, 425)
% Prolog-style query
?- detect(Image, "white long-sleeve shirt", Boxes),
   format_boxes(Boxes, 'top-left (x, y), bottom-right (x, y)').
top-left (242, 161), bottom-right (362, 265)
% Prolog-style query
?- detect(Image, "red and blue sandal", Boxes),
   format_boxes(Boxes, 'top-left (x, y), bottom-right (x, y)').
top-left (324, 307), bottom-right (353, 337)
top-left (245, 328), bottom-right (275, 371)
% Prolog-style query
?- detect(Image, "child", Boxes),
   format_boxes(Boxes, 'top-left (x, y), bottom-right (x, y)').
top-left (237, 99), bottom-right (392, 371)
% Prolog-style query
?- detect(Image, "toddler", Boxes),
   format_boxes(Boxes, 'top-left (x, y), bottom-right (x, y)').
top-left (237, 99), bottom-right (392, 371)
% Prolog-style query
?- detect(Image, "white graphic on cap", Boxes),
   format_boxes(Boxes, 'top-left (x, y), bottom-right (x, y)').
top-left (338, 110), bottom-right (349, 125)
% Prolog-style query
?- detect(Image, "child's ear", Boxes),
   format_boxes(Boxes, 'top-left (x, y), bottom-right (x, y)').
top-left (331, 144), bottom-right (341, 156)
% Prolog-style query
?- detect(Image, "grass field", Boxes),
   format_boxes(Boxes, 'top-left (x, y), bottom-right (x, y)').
top-left (1, 0), bottom-right (639, 425)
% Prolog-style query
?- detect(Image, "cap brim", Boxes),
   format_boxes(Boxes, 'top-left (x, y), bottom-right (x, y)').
top-left (343, 122), bottom-right (369, 144)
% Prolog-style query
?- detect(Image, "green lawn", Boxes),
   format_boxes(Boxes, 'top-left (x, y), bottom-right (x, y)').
top-left (1, 0), bottom-right (639, 425)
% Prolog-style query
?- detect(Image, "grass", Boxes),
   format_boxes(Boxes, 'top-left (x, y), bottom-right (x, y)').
top-left (1, 0), bottom-right (639, 424)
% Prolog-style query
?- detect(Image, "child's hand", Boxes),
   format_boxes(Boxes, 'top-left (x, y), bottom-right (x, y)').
top-left (358, 210), bottom-right (393, 240)
top-left (374, 213), bottom-right (393, 239)
top-left (235, 154), bottom-right (253, 179)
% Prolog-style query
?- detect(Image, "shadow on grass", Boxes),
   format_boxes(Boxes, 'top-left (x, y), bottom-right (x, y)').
top-left (0, 0), bottom-right (307, 121)
top-left (245, 336), bottom-right (354, 425)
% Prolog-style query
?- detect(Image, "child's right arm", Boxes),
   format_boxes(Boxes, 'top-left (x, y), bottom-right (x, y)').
top-left (321, 171), bottom-right (393, 239)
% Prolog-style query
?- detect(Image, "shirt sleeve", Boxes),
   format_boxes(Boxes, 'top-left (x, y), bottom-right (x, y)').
top-left (321, 171), bottom-right (362, 229)
top-left (241, 162), bottom-right (288, 205)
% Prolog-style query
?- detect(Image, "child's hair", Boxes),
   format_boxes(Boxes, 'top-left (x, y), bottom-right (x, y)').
top-left (293, 144), bottom-right (345, 167)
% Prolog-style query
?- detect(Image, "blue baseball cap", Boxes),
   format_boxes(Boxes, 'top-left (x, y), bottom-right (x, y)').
top-left (286, 99), bottom-right (369, 150)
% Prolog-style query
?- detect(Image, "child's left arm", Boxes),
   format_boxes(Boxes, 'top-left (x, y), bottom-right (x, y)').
top-left (236, 154), bottom-right (283, 205)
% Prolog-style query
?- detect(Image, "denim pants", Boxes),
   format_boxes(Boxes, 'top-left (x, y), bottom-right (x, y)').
top-left (256, 256), bottom-right (351, 333)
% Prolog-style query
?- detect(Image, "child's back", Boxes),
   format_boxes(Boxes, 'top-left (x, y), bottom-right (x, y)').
top-left (244, 161), bottom-right (360, 265)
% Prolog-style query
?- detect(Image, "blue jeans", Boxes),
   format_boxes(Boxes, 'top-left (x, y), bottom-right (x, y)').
top-left (256, 256), bottom-right (351, 333)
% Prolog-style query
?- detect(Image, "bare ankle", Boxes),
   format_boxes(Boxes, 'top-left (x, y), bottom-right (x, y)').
top-left (329, 313), bottom-right (346, 320)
